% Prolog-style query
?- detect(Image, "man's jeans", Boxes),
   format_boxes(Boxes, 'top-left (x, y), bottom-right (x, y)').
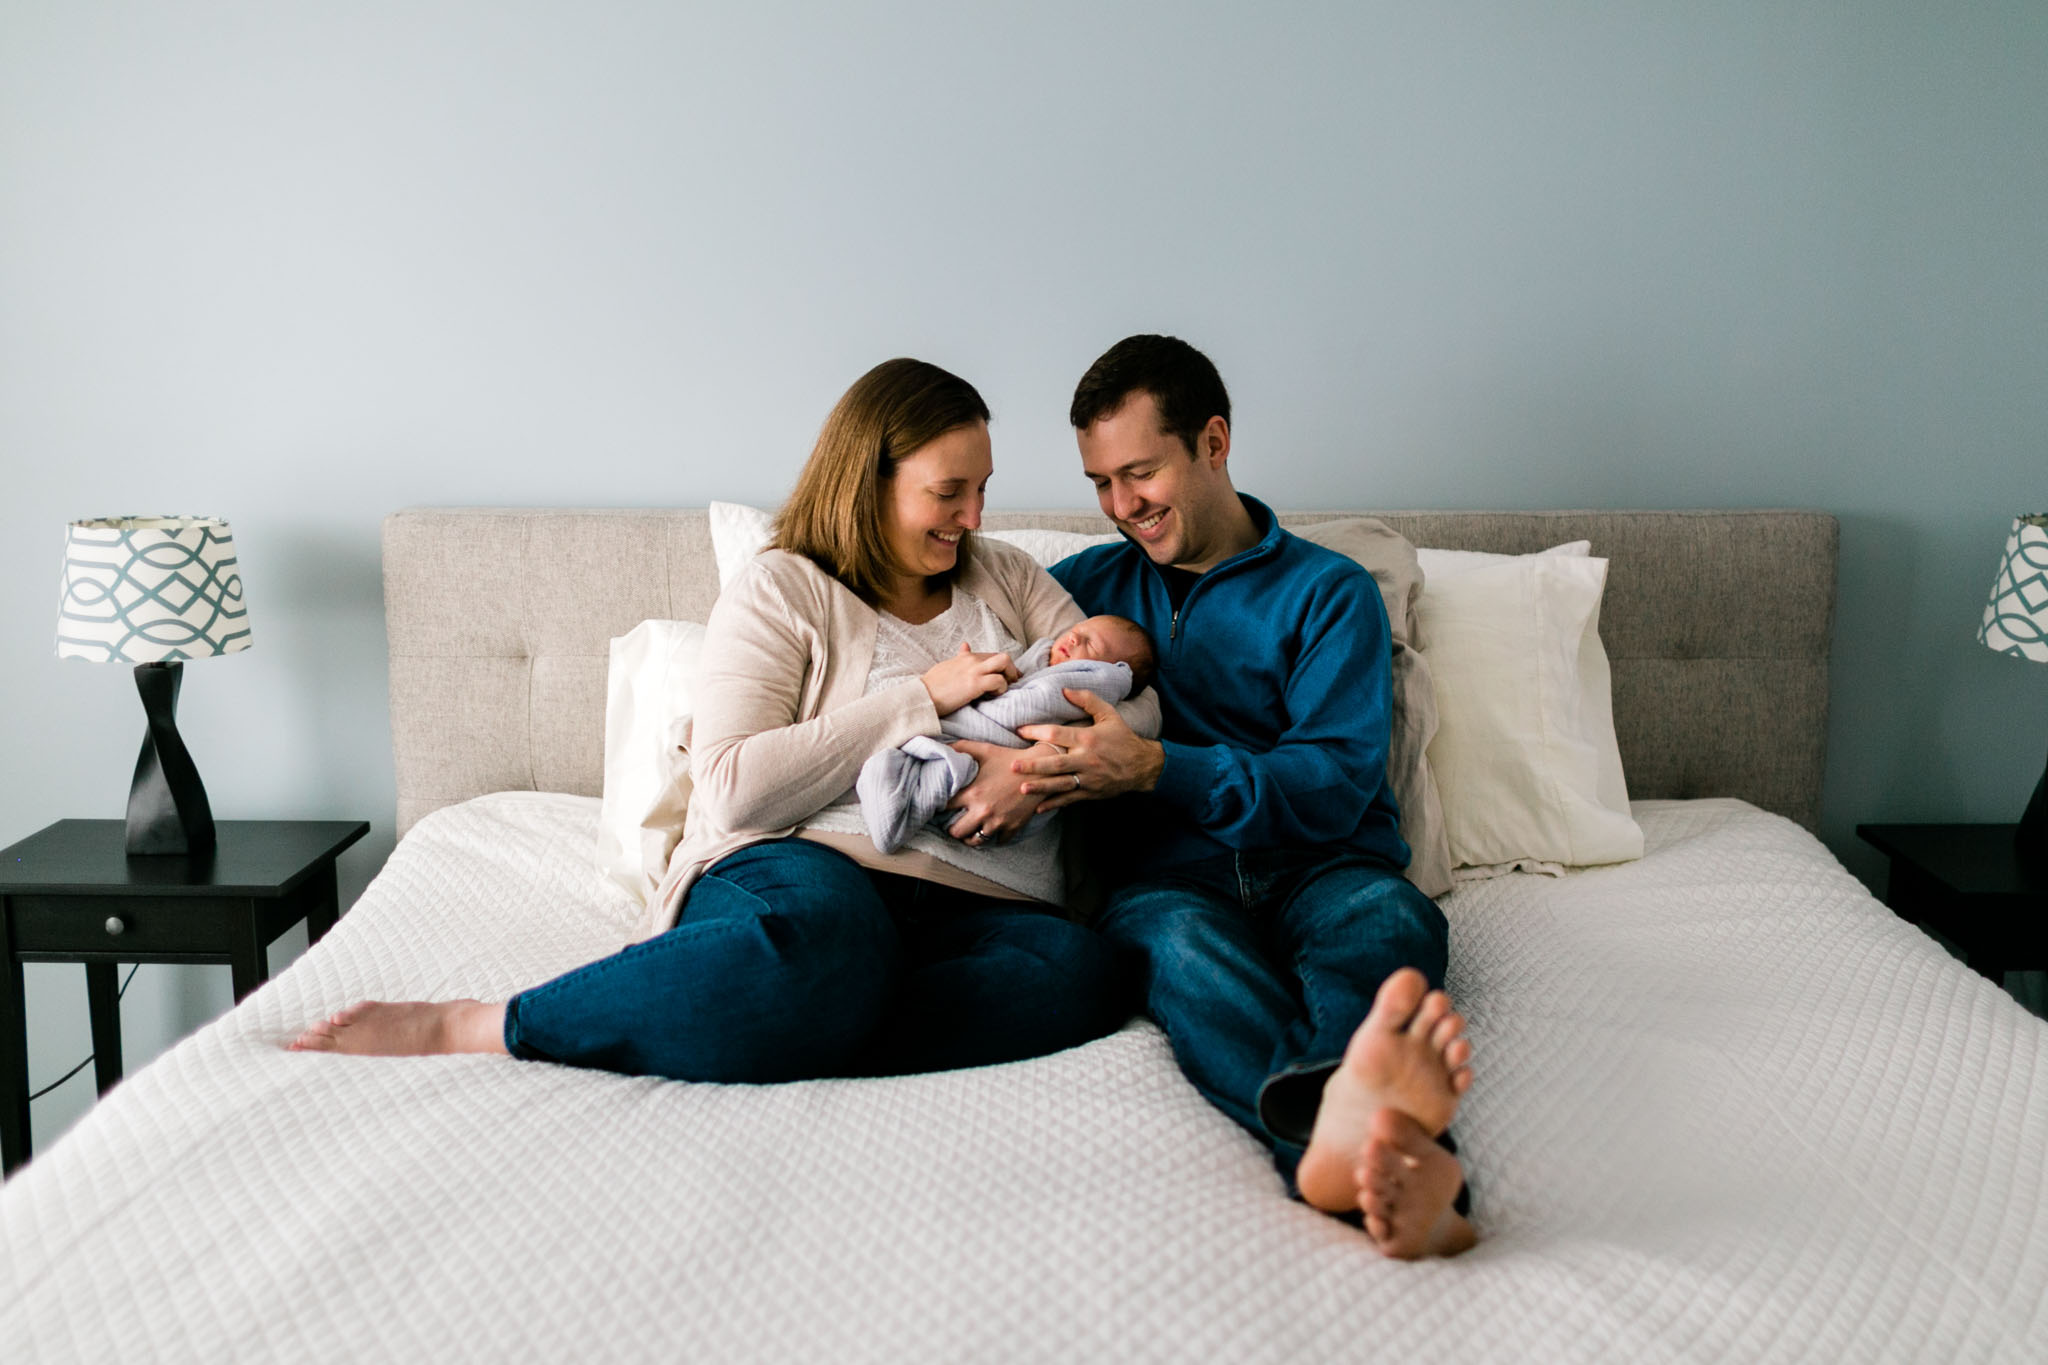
top-left (1096, 848), bottom-right (1449, 1189)
top-left (504, 838), bottom-right (1127, 1081)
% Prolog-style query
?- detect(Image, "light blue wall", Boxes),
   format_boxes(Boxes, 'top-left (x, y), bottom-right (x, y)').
top-left (4, 2), bottom-right (2044, 1148)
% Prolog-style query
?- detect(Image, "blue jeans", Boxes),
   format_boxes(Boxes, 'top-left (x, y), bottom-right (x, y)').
top-left (503, 838), bottom-right (1128, 1081)
top-left (1095, 849), bottom-right (1448, 1189)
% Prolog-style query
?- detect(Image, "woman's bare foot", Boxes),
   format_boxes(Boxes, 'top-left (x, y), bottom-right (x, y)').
top-left (289, 1000), bottom-right (508, 1057)
top-left (1296, 967), bottom-right (1473, 1213)
top-left (1356, 1108), bottom-right (1477, 1259)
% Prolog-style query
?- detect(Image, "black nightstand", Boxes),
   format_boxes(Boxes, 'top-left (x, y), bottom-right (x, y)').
top-left (0, 818), bottom-right (368, 1175)
top-left (1857, 823), bottom-right (2048, 985)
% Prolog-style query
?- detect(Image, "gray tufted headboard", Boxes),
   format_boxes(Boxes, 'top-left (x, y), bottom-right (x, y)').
top-left (383, 508), bottom-right (1838, 838)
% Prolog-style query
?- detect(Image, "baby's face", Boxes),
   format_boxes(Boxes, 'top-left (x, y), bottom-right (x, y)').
top-left (1049, 616), bottom-right (1143, 667)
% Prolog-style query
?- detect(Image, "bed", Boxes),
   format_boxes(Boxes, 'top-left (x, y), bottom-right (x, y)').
top-left (4, 507), bottom-right (2044, 1363)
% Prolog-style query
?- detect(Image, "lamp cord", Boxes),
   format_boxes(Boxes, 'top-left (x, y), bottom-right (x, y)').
top-left (27, 964), bottom-right (142, 1102)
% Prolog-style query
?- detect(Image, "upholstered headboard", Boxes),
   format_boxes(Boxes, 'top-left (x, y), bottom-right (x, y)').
top-left (383, 508), bottom-right (1838, 838)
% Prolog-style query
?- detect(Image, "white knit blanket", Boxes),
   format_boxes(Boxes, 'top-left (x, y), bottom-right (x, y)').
top-left (3, 795), bottom-right (2043, 1363)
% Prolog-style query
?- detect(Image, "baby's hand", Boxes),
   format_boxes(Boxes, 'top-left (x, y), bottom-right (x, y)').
top-left (922, 643), bottom-right (1019, 716)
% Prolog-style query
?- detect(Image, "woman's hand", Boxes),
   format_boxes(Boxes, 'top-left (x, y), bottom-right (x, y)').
top-left (922, 642), bottom-right (1020, 716)
top-left (943, 739), bottom-right (1053, 844)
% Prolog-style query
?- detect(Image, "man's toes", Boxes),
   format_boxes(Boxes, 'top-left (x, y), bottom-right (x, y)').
top-left (1365, 967), bottom-right (1429, 1031)
top-left (1407, 991), bottom-right (1451, 1038)
top-left (1348, 1109), bottom-right (1473, 1259)
top-left (1428, 1009), bottom-right (1465, 1051)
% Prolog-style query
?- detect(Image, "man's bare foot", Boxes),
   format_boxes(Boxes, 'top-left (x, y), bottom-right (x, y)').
top-left (288, 1000), bottom-right (508, 1057)
top-left (1356, 1108), bottom-right (1477, 1259)
top-left (1296, 967), bottom-right (1473, 1213)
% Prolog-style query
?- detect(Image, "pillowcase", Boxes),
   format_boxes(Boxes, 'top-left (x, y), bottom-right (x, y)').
top-left (1289, 520), bottom-right (1453, 899)
top-left (983, 526), bottom-right (1121, 567)
top-left (709, 501), bottom-right (776, 589)
top-left (1415, 540), bottom-right (1590, 576)
top-left (1412, 544), bottom-right (1643, 873)
top-left (708, 501), bottom-right (1120, 585)
top-left (596, 619), bottom-right (707, 905)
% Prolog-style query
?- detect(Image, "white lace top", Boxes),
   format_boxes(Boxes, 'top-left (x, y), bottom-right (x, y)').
top-left (799, 589), bottom-right (1064, 903)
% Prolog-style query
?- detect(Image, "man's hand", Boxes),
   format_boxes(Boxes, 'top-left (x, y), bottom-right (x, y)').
top-left (942, 739), bottom-right (1054, 845)
top-left (1015, 689), bottom-right (1166, 811)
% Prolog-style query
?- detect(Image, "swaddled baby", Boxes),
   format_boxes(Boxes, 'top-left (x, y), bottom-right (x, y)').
top-left (857, 614), bottom-right (1157, 853)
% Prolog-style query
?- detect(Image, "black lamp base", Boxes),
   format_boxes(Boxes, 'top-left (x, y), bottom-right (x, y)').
top-left (2020, 752), bottom-right (2048, 869)
top-left (126, 661), bottom-right (216, 858)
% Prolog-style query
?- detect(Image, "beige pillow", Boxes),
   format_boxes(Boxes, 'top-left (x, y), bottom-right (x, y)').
top-left (1413, 546), bottom-right (1643, 872)
top-left (1293, 519), bottom-right (1454, 899)
top-left (596, 619), bottom-right (706, 905)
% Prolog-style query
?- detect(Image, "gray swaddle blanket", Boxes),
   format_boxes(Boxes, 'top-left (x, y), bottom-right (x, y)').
top-left (857, 638), bottom-right (1135, 853)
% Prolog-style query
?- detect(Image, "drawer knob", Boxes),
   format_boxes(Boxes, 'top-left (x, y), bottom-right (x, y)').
top-left (104, 916), bottom-right (127, 936)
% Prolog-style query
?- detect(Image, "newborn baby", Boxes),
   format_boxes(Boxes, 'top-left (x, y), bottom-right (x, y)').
top-left (857, 614), bottom-right (1157, 853)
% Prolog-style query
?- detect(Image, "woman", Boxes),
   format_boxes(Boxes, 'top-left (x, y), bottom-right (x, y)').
top-left (292, 359), bottom-right (1143, 1079)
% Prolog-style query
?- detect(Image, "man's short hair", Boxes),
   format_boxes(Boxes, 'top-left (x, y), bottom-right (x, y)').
top-left (1069, 334), bottom-right (1231, 457)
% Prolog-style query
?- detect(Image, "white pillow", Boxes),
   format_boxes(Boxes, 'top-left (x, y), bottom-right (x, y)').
top-left (709, 501), bottom-right (776, 589)
top-left (1414, 544), bottom-right (1643, 871)
top-left (1416, 539), bottom-right (1589, 576)
top-left (708, 501), bottom-right (1119, 584)
top-left (984, 526), bottom-right (1121, 567)
top-left (596, 619), bottom-right (707, 904)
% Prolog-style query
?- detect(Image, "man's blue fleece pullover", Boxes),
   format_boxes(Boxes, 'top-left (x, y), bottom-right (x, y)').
top-left (1049, 495), bottom-right (1408, 881)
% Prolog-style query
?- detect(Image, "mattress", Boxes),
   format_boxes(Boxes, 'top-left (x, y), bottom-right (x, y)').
top-left (3, 795), bottom-right (2043, 1363)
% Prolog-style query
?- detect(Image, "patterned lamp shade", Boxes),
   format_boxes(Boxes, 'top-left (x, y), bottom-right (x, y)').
top-left (1985, 514), bottom-right (2048, 864)
top-left (1980, 515), bottom-right (2048, 664)
top-left (57, 516), bottom-right (251, 663)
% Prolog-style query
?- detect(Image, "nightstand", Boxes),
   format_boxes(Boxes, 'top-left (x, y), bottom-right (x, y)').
top-left (0, 818), bottom-right (368, 1175)
top-left (1857, 823), bottom-right (2048, 985)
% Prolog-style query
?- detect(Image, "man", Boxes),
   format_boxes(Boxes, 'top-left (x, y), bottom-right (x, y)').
top-left (951, 335), bottom-right (1476, 1258)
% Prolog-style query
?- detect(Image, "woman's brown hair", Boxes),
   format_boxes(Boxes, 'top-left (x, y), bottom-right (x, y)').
top-left (773, 358), bottom-right (991, 605)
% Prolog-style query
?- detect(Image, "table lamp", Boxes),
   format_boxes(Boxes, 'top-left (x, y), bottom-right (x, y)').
top-left (1980, 513), bottom-right (2048, 863)
top-left (56, 516), bottom-right (252, 857)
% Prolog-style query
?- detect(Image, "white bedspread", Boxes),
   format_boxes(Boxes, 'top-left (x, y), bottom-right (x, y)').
top-left (4, 796), bottom-right (2044, 1362)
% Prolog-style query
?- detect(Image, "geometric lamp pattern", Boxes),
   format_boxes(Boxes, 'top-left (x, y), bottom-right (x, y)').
top-left (1980, 514), bottom-right (2048, 665)
top-left (57, 516), bottom-right (252, 664)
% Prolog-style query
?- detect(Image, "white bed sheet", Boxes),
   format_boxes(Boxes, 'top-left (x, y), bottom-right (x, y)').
top-left (3, 795), bottom-right (2044, 1363)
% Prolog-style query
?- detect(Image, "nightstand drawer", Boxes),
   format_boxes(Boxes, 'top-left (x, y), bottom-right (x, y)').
top-left (7, 895), bottom-right (235, 955)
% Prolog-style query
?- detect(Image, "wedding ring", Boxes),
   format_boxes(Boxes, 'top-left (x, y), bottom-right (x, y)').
top-left (974, 828), bottom-right (991, 842)
top-left (1070, 774), bottom-right (1082, 792)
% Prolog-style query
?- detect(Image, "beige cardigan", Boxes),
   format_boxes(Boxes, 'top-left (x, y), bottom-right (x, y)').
top-left (648, 537), bottom-right (1153, 938)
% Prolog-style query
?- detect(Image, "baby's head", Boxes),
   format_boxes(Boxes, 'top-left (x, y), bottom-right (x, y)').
top-left (1048, 614), bottom-right (1156, 689)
